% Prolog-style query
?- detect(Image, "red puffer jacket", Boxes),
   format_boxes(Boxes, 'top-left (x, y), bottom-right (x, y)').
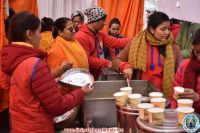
top-left (170, 59), bottom-right (200, 113)
top-left (1, 44), bottom-right (84, 133)
top-left (75, 23), bottom-right (129, 79)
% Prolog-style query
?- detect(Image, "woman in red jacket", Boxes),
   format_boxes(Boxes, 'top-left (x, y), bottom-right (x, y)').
top-left (1, 12), bottom-right (92, 133)
top-left (171, 28), bottom-right (200, 114)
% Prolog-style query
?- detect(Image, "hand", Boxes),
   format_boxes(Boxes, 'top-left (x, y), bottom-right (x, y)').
top-left (108, 61), bottom-right (112, 69)
top-left (177, 88), bottom-right (199, 102)
top-left (61, 61), bottom-right (73, 72)
top-left (81, 83), bottom-right (93, 95)
top-left (108, 61), bottom-right (114, 71)
top-left (123, 68), bottom-right (133, 80)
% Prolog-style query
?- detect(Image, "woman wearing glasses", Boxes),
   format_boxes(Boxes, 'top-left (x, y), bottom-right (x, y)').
top-left (47, 17), bottom-right (89, 78)
top-left (46, 17), bottom-right (89, 129)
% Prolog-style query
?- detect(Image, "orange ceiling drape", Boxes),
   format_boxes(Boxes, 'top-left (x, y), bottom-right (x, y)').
top-left (98, 0), bottom-right (144, 39)
top-left (9, 0), bottom-right (38, 16)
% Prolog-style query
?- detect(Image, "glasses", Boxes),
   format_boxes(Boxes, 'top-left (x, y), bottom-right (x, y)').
top-left (66, 27), bottom-right (74, 32)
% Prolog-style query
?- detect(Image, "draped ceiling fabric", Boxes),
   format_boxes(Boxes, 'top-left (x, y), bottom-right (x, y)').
top-left (1, 0), bottom-right (144, 48)
top-left (9, 0), bottom-right (38, 16)
top-left (98, 0), bottom-right (144, 38)
top-left (37, 0), bottom-right (97, 20)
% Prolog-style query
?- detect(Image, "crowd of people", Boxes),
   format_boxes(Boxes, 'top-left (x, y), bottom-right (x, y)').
top-left (0, 5), bottom-right (200, 133)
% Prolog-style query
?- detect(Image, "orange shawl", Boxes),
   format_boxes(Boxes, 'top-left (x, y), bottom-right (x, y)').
top-left (48, 36), bottom-right (89, 69)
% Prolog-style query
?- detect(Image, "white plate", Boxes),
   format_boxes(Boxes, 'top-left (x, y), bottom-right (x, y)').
top-left (60, 68), bottom-right (94, 87)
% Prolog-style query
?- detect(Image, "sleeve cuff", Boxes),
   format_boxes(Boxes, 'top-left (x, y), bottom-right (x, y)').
top-left (119, 62), bottom-right (132, 73)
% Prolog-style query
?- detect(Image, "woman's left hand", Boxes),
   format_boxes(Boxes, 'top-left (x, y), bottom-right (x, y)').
top-left (178, 88), bottom-right (199, 102)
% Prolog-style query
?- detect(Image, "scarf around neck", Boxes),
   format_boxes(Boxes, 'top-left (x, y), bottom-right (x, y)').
top-left (128, 30), bottom-right (175, 98)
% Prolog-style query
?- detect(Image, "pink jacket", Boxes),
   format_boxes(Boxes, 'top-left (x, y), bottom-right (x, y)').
top-left (171, 59), bottom-right (200, 113)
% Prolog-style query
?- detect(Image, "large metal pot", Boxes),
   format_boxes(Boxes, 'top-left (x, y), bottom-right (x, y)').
top-left (116, 105), bottom-right (139, 133)
top-left (136, 109), bottom-right (185, 133)
top-left (84, 80), bottom-right (158, 128)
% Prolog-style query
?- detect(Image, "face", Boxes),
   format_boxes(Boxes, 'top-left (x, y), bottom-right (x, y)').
top-left (27, 24), bottom-right (41, 48)
top-left (59, 21), bottom-right (75, 41)
top-left (95, 19), bottom-right (106, 30)
top-left (192, 44), bottom-right (200, 61)
top-left (109, 23), bottom-right (120, 37)
top-left (150, 21), bottom-right (170, 41)
top-left (72, 16), bottom-right (83, 28)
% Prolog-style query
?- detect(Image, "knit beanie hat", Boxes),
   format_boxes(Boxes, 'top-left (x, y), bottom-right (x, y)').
top-left (84, 5), bottom-right (107, 23)
top-left (71, 11), bottom-right (84, 22)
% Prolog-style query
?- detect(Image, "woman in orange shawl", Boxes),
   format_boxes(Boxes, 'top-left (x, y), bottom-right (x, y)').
top-left (46, 17), bottom-right (89, 129)
top-left (47, 17), bottom-right (88, 74)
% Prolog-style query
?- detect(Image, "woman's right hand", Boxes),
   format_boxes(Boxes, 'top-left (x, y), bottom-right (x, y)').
top-left (61, 61), bottom-right (73, 72)
top-left (81, 84), bottom-right (93, 95)
top-left (123, 68), bottom-right (133, 80)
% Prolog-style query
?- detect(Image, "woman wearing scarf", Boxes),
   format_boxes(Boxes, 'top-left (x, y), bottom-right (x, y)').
top-left (171, 28), bottom-right (200, 113)
top-left (46, 18), bottom-right (89, 128)
top-left (47, 17), bottom-right (89, 78)
top-left (112, 11), bottom-right (182, 99)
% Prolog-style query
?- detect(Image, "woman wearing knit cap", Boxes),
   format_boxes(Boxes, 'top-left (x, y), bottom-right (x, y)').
top-left (112, 11), bottom-right (182, 99)
top-left (71, 11), bottom-right (84, 32)
top-left (75, 6), bottom-right (130, 80)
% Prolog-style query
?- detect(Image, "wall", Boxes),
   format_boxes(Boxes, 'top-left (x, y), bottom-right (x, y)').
top-left (157, 0), bottom-right (200, 23)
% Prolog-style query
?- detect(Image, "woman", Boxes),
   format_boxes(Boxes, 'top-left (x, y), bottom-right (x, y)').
top-left (71, 11), bottom-right (84, 32)
top-left (0, 12), bottom-right (92, 133)
top-left (171, 28), bottom-right (200, 113)
top-left (112, 11), bottom-right (182, 98)
top-left (39, 17), bottom-right (54, 53)
top-left (47, 17), bottom-right (89, 75)
top-left (104, 18), bottom-right (124, 60)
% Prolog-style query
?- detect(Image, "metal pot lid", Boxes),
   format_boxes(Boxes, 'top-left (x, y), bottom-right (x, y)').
top-left (60, 68), bottom-right (94, 87)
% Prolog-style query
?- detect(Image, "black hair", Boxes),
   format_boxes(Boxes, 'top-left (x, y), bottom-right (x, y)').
top-left (170, 18), bottom-right (180, 25)
top-left (147, 11), bottom-right (169, 30)
top-left (53, 17), bottom-right (71, 38)
top-left (9, 11), bottom-right (40, 42)
top-left (41, 17), bottom-right (54, 32)
top-left (4, 8), bottom-right (15, 34)
top-left (192, 28), bottom-right (200, 45)
top-left (109, 18), bottom-right (121, 28)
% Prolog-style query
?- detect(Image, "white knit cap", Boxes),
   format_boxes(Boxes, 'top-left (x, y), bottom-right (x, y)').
top-left (84, 5), bottom-right (107, 23)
